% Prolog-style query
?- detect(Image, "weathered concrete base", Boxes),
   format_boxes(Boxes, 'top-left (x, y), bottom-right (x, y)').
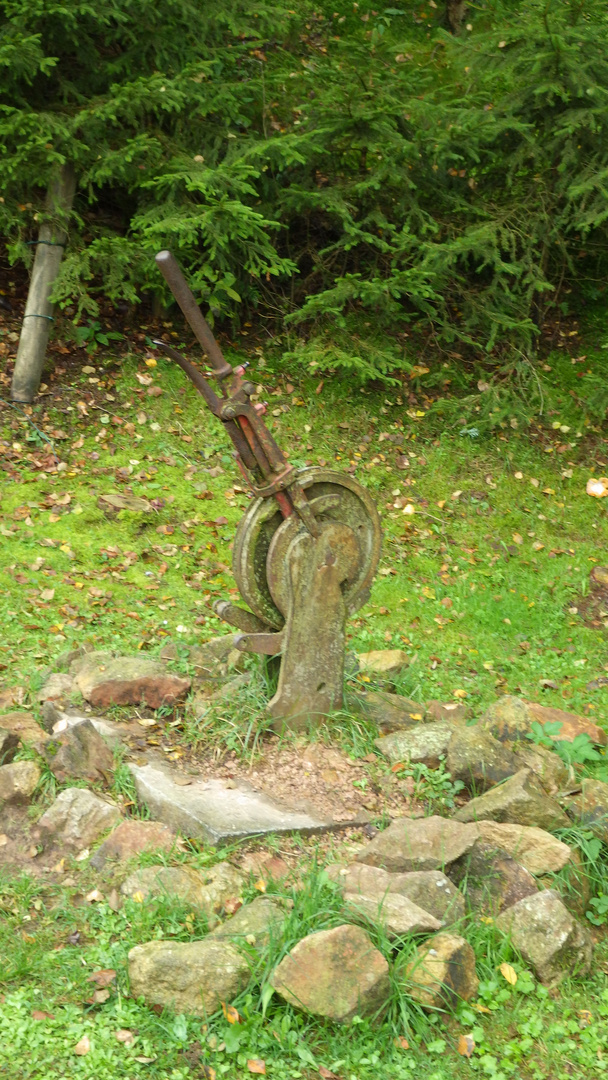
top-left (129, 762), bottom-right (365, 843)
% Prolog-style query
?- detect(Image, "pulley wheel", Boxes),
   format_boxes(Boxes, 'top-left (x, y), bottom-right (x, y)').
top-left (232, 467), bottom-right (382, 630)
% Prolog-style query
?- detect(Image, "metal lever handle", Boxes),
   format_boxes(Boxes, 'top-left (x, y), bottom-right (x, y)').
top-left (155, 250), bottom-right (232, 381)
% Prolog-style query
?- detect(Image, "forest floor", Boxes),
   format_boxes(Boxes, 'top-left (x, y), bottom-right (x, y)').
top-left (1, 302), bottom-right (608, 1080)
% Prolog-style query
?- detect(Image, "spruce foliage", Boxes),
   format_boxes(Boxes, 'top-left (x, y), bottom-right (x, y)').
top-left (1, 0), bottom-right (608, 376)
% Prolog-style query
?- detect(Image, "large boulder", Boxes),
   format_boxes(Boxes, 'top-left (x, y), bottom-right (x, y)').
top-left (482, 696), bottom-right (607, 747)
top-left (36, 787), bottom-right (121, 848)
top-left (72, 653), bottom-right (191, 709)
top-left (449, 840), bottom-right (538, 916)
top-left (90, 819), bottom-right (176, 869)
top-left (0, 760), bottom-right (40, 804)
top-left (121, 861), bottom-right (244, 924)
top-left (565, 779), bottom-right (608, 843)
top-left (128, 938), bottom-right (250, 1016)
top-left (403, 932), bottom-right (478, 1009)
top-left (327, 863), bottom-right (464, 927)
top-left (346, 689), bottom-right (426, 734)
top-left (474, 821), bottom-right (573, 876)
top-left (454, 769), bottom-right (569, 831)
top-left (41, 718), bottom-right (114, 783)
top-left (375, 724), bottom-right (453, 770)
top-left (356, 815), bottom-right (479, 873)
top-left (495, 890), bottom-right (592, 986)
top-left (270, 924), bottom-right (390, 1022)
top-left (210, 897), bottom-right (289, 953)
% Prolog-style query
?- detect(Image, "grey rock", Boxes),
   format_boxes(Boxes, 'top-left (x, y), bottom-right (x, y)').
top-left (426, 700), bottom-right (470, 724)
top-left (38, 672), bottom-right (74, 703)
top-left (51, 711), bottom-right (125, 748)
top-left (375, 724), bottom-right (453, 769)
top-left (36, 787), bottom-right (121, 848)
top-left (210, 897), bottom-right (289, 952)
top-left (513, 742), bottom-right (572, 795)
top-left (565, 778), bottom-right (608, 843)
top-left (129, 762), bottom-right (357, 843)
top-left (344, 891), bottom-right (441, 938)
top-left (0, 760), bottom-right (40, 803)
top-left (121, 861), bottom-right (244, 924)
top-left (356, 815), bottom-right (479, 873)
top-left (128, 938), bottom-right (250, 1016)
top-left (496, 889), bottom-right (592, 986)
top-left (327, 863), bottom-right (464, 927)
top-left (346, 689), bottom-right (426, 734)
top-left (454, 769), bottom-right (570, 831)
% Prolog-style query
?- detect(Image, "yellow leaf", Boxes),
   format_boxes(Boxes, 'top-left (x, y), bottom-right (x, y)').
top-left (247, 1060), bottom-right (266, 1074)
top-left (499, 962), bottom-right (518, 985)
top-left (221, 1002), bottom-right (240, 1024)
top-left (453, 688), bottom-right (467, 699)
top-left (471, 1002), bottom-right (491, 1014)
top-left (145, 357), bottom-right (157, 367)
top-left (587, 477), bottom-right (608, 498)
top-left (254, 878), bottom-right (266, 893)
top-left (457, 1034), bottom-right (475, 1058)
top-left (132, 891), bottom-right (145, 903)
top-left (512, 533), bottom-right (523, 545)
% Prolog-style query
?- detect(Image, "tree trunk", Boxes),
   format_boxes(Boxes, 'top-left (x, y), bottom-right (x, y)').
top-left (11, 163), bottom-right (76, 402)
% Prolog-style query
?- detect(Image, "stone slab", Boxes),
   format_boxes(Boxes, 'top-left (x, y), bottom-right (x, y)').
top-left (129, 762), bottom-right (359, 843)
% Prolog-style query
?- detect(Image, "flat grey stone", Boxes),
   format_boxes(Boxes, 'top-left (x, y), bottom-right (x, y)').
top-left (129, 762), bottom-right (354, 843)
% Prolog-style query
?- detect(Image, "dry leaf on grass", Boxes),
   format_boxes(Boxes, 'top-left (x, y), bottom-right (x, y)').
top-left (457, 1033), bottom-right (475, 1057)
top-left (587, 477), bottom-right (608, 498)
top-left (499, 962), bottom-right (518, 985)
top-left (115, 1029), bottom-right (135, 1046)
top-left (221, 1002), bottom-right (240, 1024)
top-left (73, 1035), bottom-right (90, 1056)
top-left (247, 1060), bottom-right (266, 1074)
top-left (88, 969), bottom-right (117, 988)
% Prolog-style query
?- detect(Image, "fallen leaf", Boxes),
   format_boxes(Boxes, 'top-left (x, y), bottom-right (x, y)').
top-left (221, 1002), bottom-right (240, 1024)
top-left (85, 888), bottom-right (104, 903)
top-left (31, 1010), bottom-right (55, 1021)
top-left (254, 878), bottom-right (267, 893)
top-left (115, 1028), bottom-right (135, 1046)
top-left (457, 1033), bottom-right (475, 1057)
top-left (587, 477), bottom-right (608, 498)
top-left (499, 962), bottom-right (517, 985)
top-left (88, 969), bottom-right (117, 988)
top-left (135, 1056), bottom-right (157, 1064)
top-left (73, 1035), bottom-right (91, 1056)
top-left (393, 1036), bottom-right (410, 1049)
top-left (453, 688), bottom-right (467, 699)
top-left (0, 835), bottom-right (8, 847)
top-left (90, 988), bottom-right (110, 1004)
top-left (247, 1060), bottom-right (266, 1074)
top-left (512, 533), bottom-right (523, 545)
top-left (318, 1069), bottom-right (340, 1079)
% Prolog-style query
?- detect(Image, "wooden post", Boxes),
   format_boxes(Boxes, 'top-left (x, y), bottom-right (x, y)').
top-left (11, 163), bottom-right (76, 403)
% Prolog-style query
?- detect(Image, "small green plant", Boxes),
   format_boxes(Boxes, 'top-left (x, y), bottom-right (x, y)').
top-left (527, 721), bottom-right (604, 767)
top-left (392, 760), bottom-right (465, 812)
top-left (587, 893), bottom-right (608, 926)
top-left (74, 319), bottom-right (123, 355)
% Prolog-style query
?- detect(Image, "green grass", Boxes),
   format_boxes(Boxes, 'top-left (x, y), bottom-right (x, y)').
top-left (2, 323), bottom-right (608, 1079)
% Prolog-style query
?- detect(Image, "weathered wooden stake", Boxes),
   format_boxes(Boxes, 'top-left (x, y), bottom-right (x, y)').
top-left (11, 163), bottom-right (76, 403)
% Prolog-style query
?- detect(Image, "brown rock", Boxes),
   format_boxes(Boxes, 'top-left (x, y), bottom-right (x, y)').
top-left (454, 769), bottom-right (570, 831)
top-left (0, 686), bottom-right (26, 710)
top-left (41, 718), bottom-right (114, 783)
top-left (356, 815), bottom-right (479, 873)
top-left (482, 695), bottom-right (607, 747)
top-left (90, 820), bottom-right (176, 869)
top-left (475, 821), bottom-right (573, 875)
top-left (128, 938), bottom-right (250, 1016)
top-left (0, 712), bottom-right (47, 745)
top-left (271, 924), bottom-right (390, 1022)
top-left (327, 863), bottom-right (464, 927)
top-left (72, 653), bottom-right (191, 710)
top-left (0, 760), bottom-right (40, 803)
top-left (495, 890), bottom-right (592, 986)
top-left (0, 727), bottom-right (19, 765)
top-left (449, 840), bottom-right (538, 916)
top-left (446, 726), bottom-right (519, 792)
top-left (403, 932), bottom-right (478, 1009)
top-left (426, 701), bottom-right (470, 724)
top-left (565, 778), bottom-right (608, 843)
